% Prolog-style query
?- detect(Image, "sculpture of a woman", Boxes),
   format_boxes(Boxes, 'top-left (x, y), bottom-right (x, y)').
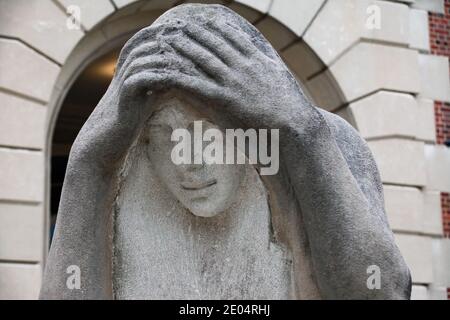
top-left (40, 4), bottom-right (411, 299)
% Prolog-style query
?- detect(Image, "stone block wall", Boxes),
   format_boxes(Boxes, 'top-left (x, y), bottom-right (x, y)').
top-left (0, 0), bottom-right (449, 299)
top-left (427, 0), bottom-right (450, 300)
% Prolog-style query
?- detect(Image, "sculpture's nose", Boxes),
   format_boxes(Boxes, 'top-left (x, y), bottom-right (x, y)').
top-left (177, 160), bottom-right (210, 189)
top-left (178, 121), bottom-right (207, 173)
top-left (177, 146), bottom-right (207, 181)
top-left (181, 161), bottom-right (204, 172)
top-left (186, 163), bottom-right (205, 172)
top-left (178, 151), bottom-right (205, 173)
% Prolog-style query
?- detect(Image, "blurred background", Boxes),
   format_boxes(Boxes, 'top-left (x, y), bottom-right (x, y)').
top-left (0, 0), bottom-right (449, 299)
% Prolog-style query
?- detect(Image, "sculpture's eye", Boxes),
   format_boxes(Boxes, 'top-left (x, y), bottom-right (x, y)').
top-left (186, 119), bottom-right (215, 132)
top-left (148, 124), bottom-right (173, 133)
top-left (200, 119), bottom-right (216, 129)
top-left (147, 124), bottom-right (175, 146)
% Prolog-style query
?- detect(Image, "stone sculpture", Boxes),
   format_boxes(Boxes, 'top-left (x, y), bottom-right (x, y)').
top-left (40, 4), bottom-right (411, 299)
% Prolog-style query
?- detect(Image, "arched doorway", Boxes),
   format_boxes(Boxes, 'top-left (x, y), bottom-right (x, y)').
top-left (50, 49), bottom-right (119, 241)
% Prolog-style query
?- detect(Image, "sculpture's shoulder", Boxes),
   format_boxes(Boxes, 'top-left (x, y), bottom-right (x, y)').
top-left (318, 108), bottom-right (376, 172)
top-left (318, 109), bottom-right (367, 154)
top-left (318, 109), bottom-right (386, 216)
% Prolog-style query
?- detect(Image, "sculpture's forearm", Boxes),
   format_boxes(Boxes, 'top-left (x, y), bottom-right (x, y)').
top-left (40, 86), bottom-right (154, 299)
top-left (280, 109), bottom-right (410, 299)
top-left (40, 157), bottom-right (116, 299)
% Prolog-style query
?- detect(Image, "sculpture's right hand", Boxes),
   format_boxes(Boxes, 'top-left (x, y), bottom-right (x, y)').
top-left (69, 24), bottom-right (185, 171)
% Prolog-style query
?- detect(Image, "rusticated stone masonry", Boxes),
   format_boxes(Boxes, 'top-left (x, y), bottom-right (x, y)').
top-left (430, 0), bottom-right (450, 244)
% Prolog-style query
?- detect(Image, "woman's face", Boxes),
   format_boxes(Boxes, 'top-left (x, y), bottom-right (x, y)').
top-left (145, 98), bottom-right (243, 217)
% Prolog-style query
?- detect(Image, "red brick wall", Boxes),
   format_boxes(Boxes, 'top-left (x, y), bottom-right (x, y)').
top-left (430, 0), bottom-right (450, 146)
top-left (430, 0), bottom-right (450, 240)
top-left (429, 0), bottom-right (450, 67)
top-left (442, 193), bottom-right (450, 238)
top-left (430, 1), bottom-right (450, 299)
top-left (434, 101), bottom-right (450, 145)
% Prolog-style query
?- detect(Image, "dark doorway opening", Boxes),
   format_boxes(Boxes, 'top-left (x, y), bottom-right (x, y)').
top-left (50, 50), bottom-right (119, 243)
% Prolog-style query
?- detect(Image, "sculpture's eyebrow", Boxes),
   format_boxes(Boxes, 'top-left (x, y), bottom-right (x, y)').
top-left (148, 122), bottom-right (173, 129)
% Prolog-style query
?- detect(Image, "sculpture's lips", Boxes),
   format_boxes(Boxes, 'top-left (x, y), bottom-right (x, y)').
top-left (181, 179), bottom-right (217, 190)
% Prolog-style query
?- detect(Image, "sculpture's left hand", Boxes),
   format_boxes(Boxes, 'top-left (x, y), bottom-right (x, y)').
top-left (160, 20), bottom-right (313, 129)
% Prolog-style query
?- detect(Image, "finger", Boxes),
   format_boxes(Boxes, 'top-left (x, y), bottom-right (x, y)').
top-left (122, 55), bottom-right (180, 81)
top-left (117, 22), bottom-right (179, 71)
top-left (122, 70), bottom-right (222, 102)
top-left (182, 23), bottom-right (240, 66)
top-left (117, 42), bottom-right (161, 78)
top-left (117, 24), bottom-right (164, 69)
top-left (165, 35), bottom-right (230, 81)
top-left (205, 20), bottom-right (258, 57)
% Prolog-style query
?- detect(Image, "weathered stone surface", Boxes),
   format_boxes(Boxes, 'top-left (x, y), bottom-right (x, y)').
top-left (428, 286), bottom-right (448, 300)
top-left (346, 92), bottom-right (436, 143)
top-left (0, 39), bottom-right (60, 103)
top-left (112, 0), bottom-right (139, 9)
top-left (369, 139), bottom-right (426, 187)
top-left (384, 186), bottom-right (442, 235)
top-left (423, 191), bottom-right (443, 236)
top-left (418, 54), bottom-right (450, 103)
top-left (107, 0), bottom-right (149, 23)
top-left (348, 91), bottom-right (418, 140)
top-left (41, 4), bottom-right (411, 300)
top-left (0, 92), bottom-right (46, 150)
top-left (305, 69), bottom-right (347, 111)
top-left (184, 0), bottom-right (227, 4)
top-left (0, 203), bottom-right (44, 262)
top-left (227, 2), bottom-right (264, 24)
top-left (255, 16), bottom-right (297, 50)
top-left (281, 41), bottom-right (324, 82)
top-left (425, 144), bottom-right (450, 192)
top-left (0, 263), bottom-right (42, 300)
top-left (57, 0), bottom-right (115, 30)
top-left (412, 0), bottom-right (445, 14)
top-left (304, 0), bottom-right (410, 65)
top-left (409, 9), bottom-right (430, 52)
top-left (52, 28), bottom-right (108, 93)
top-left (417, 98), bottom-right (437, 143)
top-left (395, 234), bottom-right (433, 284)
top-left (140, 0), bottom-right (179, 11)
top-left (330, 43), bottom-right (420, 104)
top-left (432, 239), bottom-right (450, 288)
top-left (100, 10), bottom-right (162, 40)
top-left (269, 0), bottom-right (325, 37)
top-left (235, 0), bottom-right (271, 13)
top-left (411, 285), bottom-right (428, 300)
top-left (0, 149), bottom-right (44, 202)
top-left (384, 185), bottom-right (423, 233)
top-left (0, 0), bottom-right (84, 64)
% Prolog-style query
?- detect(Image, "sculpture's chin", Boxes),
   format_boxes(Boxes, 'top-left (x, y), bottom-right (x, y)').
top-left (186, 203), bottom-right (223, 218)
top-left (176, 187), bottom-right (235, 218)
top-left (189, 210), bottom-right (221, 218)
top-left (184, 200), bottom-right (229, 218)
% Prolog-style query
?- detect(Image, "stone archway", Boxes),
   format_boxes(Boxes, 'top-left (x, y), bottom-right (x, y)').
top-left (0, 0), bottom-right (440, 299)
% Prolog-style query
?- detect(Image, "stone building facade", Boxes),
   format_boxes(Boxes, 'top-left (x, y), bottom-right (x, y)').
top-left (0, 0), bottom-right (449, 299)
